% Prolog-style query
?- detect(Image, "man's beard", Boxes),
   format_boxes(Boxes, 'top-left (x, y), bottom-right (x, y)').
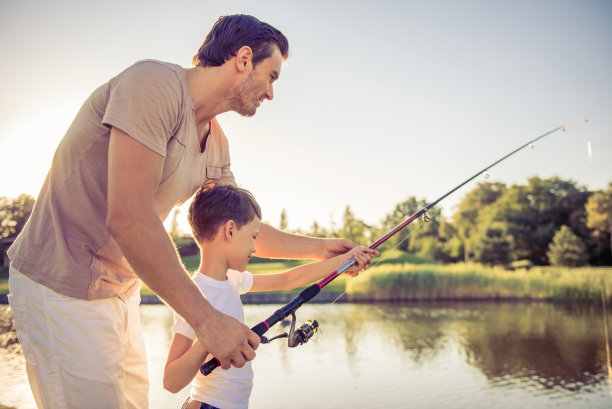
top-left (225, 73), bottom-right (260, 117)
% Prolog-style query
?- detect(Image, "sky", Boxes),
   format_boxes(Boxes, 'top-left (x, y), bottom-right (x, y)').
top-left (1, 0), bottom-right (611, 236)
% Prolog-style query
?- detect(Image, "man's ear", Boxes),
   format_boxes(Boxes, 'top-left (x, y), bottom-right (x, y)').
top-left (223, 220), bottom-right (236, 241)
top-left (235, 46), bottom-right (253, 73)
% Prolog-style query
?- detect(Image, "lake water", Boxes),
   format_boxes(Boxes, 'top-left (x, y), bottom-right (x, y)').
top-left (1, 302), bottom-right (611, 408)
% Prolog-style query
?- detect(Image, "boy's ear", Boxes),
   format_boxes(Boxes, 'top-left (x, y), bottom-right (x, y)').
top-left (223, 220), bottom-right (236, 241)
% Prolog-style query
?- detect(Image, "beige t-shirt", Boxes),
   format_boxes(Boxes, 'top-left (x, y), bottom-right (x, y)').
top-left (9, 60), bottom-right (236, 300)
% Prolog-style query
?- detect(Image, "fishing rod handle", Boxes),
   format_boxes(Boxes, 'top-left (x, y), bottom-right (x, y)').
top-left (199, 321), bottom-right (269, 376)
top-left (200, 284), bottom-right (321, 376)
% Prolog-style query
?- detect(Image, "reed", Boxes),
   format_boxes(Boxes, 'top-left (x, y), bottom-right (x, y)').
top-left (77, 252), bottom-right (612, 302)
top-left (346, 263), bottom-right (612, 303)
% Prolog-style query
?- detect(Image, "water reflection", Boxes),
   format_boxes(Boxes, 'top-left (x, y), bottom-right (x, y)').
top-left (2, 302), bottom-right (611, 409)
top-left (459, 303), bottom-right (607, 392)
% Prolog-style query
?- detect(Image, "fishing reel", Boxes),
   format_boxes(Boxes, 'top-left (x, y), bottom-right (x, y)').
top-left (261, 312), bottom-right (320, 348)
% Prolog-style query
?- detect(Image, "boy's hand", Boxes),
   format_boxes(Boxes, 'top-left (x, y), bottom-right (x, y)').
top-left (195, 309), bottom-right (260, 370)
top-left (344, 246), bottom-right (378, 277)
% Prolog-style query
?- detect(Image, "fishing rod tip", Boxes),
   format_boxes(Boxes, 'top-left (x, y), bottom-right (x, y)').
top-left (561, 118), bottom-right (589, 131)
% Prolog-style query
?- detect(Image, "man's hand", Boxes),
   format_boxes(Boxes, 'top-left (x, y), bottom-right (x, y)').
top-left (194, 309), bottom-right (260, 370)
top-left (319, 238), bottom-right (358, 260)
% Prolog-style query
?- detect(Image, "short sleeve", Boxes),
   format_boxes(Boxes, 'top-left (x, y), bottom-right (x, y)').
top-left (227, 270), bottom-right (253, 294)
top-left (206, 120), bottom-right (236, 186)
top-left (219, 165), bottom-right (236, 186)
top-left (102, 61), bottom-right (183, 157)
top-left (172, 312), bottom-right (196, 340)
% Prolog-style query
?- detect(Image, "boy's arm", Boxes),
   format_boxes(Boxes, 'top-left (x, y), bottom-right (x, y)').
top-left (255, 223), bottom-right (357, 261)
top-left (251, 246), bottom-right (377, 292)
top-left (163, 333), bottom-right (209, 393)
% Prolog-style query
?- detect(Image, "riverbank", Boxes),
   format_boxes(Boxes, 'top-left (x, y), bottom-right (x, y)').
top-left (2, 251), bottom-right (612, 305)
top-left (346, 262), bottom-right (612, 304)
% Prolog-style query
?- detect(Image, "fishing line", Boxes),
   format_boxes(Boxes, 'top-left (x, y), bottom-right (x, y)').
top-left (601, 277), bottom-right (612, 396)
top-left (327, 206), bottom-right (444, 306)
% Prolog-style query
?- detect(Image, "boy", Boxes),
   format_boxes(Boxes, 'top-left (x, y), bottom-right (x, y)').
top-left (163, 183), bottom-right (377, 409)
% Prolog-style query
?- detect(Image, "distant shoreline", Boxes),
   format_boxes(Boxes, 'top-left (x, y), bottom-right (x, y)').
top-left (0, 292), bottom-right (347, 305)
top-left (1, 293), bottom-right (607, 306)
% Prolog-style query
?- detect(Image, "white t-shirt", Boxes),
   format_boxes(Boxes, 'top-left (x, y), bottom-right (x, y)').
top-left (173, 269), bottom-right (254, 409)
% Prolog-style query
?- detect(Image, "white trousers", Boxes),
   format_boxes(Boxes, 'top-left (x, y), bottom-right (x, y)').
top-left (8, 266), bottom-right (149, 409)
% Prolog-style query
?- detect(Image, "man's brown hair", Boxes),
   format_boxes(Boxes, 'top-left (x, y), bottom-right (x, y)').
top-left (188, 182), bottom-right (262, 242)
top-left (193, 14), bottom-right (289, 68)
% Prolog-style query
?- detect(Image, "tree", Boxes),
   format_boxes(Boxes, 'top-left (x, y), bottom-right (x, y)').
top-left (438, 219), bottom-right (462, 262)
top-left (377, 196), bottom-right (427, 251)
top-left (0, 194), bottom-right (35, 239)
top-left (337, 206), bottom-right (367, 244)
top-left (453, 182), bottom-right (506, 262)
top-left (167, 209), bottom-right (198, 256)
top-left (477, 177), bottom-right (587, 265)
top-left (514, 176), bottom-right (586, 264)
top-left (586, 182), bottom-right (612, 264)
top-left (307, 221), bottom-right (330, 238)
top-left (547, 225), bottom-right (588, 267)
top-left (279, 209), bottom-right (288, 231)
top-left (168, 209), bottom-right (182, 241)
top-left (408, 213), bottom-right (448, 261)
top-left (473, 222), bottom-right (515, 265)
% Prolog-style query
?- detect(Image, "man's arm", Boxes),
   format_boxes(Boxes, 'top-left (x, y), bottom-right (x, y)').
top-left (256, 223), bottom-right (359, 261)
top-left (250, 246), bottom-right (377, 292)
top-left (106, 127), bottom-right (258, 369)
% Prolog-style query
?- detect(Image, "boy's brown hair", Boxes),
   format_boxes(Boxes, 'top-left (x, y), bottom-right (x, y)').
top-left (188, 182), bottom-right (262, 242)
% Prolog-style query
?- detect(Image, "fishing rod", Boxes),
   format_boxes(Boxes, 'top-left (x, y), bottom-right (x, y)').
top-left (201, 118), bottom-right (588, 375)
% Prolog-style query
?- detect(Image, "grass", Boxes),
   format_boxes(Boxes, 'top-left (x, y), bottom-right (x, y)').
top-left (140, 255), bottom-right (346, 295)
top-left (345, 262), bottom-right (612, 303)
top-left (5, 250), bottom-right (612, 303)
top-left (0, 266), bottom-right (8, 294)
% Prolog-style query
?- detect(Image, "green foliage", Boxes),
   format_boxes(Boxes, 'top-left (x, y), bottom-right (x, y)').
top-left (453, 182), bottom-right (506, 262)
top-left (307, 221), bottom-right (332, 238)
top-left (292, 176), bottom-right (611, 267)
top-left (509, 177), bottom-right (587, 264)
top-left (466, 177), bottom-right (591, 265)
top-left (168, 209), bottom-right (182, 241)
top-left (336, 205), bottom-right (367, 244)
top-left (375, 197), bottom-right (427, 251)
top-left (180, 254), bottom-right (200, 272)
top-left (547, 225), bottom-right (588, 267)
top-left (372, 248), bottom-right (439, 265)
top-left (585, 182), bottom-right (612, 264)
top-left (346, 262), bottom-right (612, 303)
top-left (473, 222), bottom-right (515, 265)
top-left (279, 209), bottom-right (288, 231)
top-left (0, 194), bottom-right (35, 239)
top-left (507, 259), bottom-right (534, 270)
top-left (586, 182), bottom-right (612, 231)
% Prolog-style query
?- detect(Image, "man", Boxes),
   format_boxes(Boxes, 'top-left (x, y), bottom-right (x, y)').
top-left (8, 15), bottom-right (360, 409)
